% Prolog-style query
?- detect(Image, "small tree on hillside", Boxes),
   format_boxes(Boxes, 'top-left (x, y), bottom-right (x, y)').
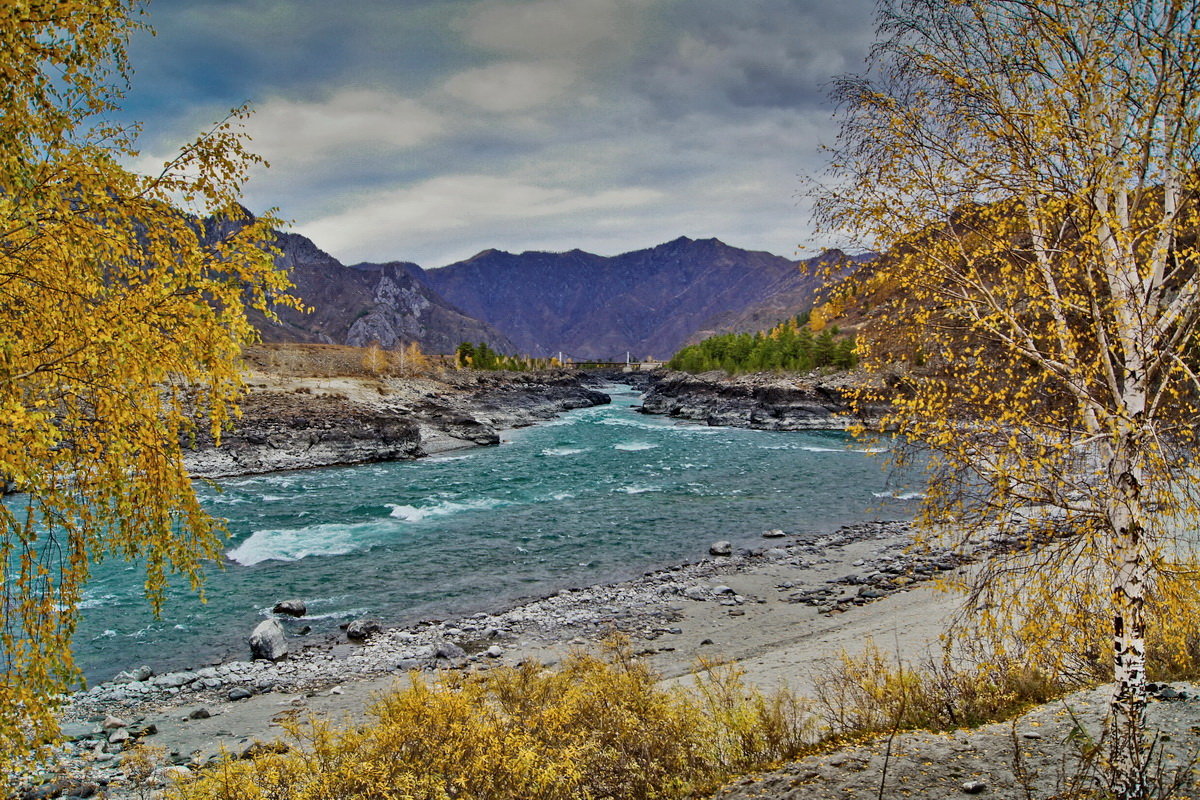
top-left (361, 343), bottom-right (388, 376)
top-left (817, 1), bottom-right (1200, 796)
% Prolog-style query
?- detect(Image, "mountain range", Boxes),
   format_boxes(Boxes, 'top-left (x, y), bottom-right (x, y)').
top-left (252, 226), bottom-right (863, 360)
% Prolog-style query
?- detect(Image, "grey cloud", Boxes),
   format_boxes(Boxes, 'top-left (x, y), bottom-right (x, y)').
top-left (120, 0), bottom-right (878, 266)
top-left (636, 0), bottom-right (877, 115)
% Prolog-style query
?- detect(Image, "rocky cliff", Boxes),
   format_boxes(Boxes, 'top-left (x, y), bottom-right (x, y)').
top-left (185, 371), bottom-right (610, 478)
top-left (638, 370), bottom-right (892, 431)
top-left (246, 232), bottom-right (517, 355)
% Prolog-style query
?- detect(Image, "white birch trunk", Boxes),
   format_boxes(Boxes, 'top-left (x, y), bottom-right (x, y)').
top-left (1108, 459), bottom-right (1149, 800)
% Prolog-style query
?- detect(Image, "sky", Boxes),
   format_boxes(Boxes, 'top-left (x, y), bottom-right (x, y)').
top-left (121, 0), bottom-right (879, 267)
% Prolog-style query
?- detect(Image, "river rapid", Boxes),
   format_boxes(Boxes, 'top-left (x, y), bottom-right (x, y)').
top-left (73, 385), bottom-right (920, 683)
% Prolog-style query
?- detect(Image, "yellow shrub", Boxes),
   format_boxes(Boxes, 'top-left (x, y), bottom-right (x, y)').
top-left (811, 640), bottom-right (1059, 738)
top-left (170, 646), bottom-right (815, 800)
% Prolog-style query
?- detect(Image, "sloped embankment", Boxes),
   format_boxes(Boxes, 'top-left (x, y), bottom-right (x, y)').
top-left (185, 370), bottom-right (610, 478)
top-left (638, 370), bottom-right (893, 431)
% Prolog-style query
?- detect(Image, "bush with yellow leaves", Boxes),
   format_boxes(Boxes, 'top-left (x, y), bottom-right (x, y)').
top-left (811, 640), bottom-right (1061, 740)
top-left (170, 647), bottom-right (815, 800)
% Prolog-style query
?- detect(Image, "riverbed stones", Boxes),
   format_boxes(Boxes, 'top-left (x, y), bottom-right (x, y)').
top-left (249, 619), bottom-right (289, 661)
top-left (709, 540), bottom-right (732, 556)
top-left (228, 687), bottom-right (253, 701)
top-left (762, 529), bottom-right (786, 538)
top-left (272, 600), bottom-right (307, 617)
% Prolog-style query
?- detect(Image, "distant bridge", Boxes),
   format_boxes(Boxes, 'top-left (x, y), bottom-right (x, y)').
top-left (571, 359), bottom-right (666, 372)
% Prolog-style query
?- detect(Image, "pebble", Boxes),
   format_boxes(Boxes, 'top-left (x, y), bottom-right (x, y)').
top-left (961, 779), bottom-right (987, 794)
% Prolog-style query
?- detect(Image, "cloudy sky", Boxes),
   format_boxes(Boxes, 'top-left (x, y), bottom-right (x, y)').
top-left (122, 0), bottom-right (878, 267)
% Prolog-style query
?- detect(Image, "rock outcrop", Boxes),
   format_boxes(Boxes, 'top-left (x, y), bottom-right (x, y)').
top-left (638, 370), bottom-right (892, 431)
top-left (228, 226), bottom-right (517, 355)
top-left (184, 370), bottom-right (611, 478)
top-left (185, 392), bottom-right (423, 477)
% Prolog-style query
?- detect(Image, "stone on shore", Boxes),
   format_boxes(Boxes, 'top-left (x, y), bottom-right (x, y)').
top-left (111, 665), bottom-right (153, 684)
top-left (272, 599), bottom-right (307, 617)
top-left (345, 619), bottom-right (382, 641)
top-left (709, 540), bottom-right (732, 556)
top-left (434, 641), bottom-right (466, 660)
top-left (101, 715), bottom-right (128, 730)
top-left (762, 529), bottom-right (786, 538)
top-left (249, 619), bottom-right (289, 661)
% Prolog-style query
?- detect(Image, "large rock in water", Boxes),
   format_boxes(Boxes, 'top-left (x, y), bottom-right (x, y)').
top-left (249, 619), bottom-right (288, 661)
top-left (272, 599), bottom-right (307, 617)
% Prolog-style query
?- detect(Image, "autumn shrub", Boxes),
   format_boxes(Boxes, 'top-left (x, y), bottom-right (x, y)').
top-left (170, 648), bottom-right (816, 800)
top-left (811, 640), bottom-right (1061, 740)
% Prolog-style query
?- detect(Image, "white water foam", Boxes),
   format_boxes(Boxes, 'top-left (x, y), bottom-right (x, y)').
top-left (615, 485), bottom-right (661, 494)
top-left (206, 495), bottom-right (247, 505)
top-left (601, 416), bottom-right (722, 435)
top-left (871, 490), bottom-right (926, 500)
top-left (601, 417), bottom-right (668, 431)
top-left (78, 593), bottom-right (120, 610)
top-left (614, 442), bottom-right (658, 451)
top-left (540, 447), bottom-right (588, 456)
top-left (799, 445), bottom-right (888, 454)
top-left (227, 520), bottom-right (389, 566)
top-left (386, 496), bottom-right (508, 523)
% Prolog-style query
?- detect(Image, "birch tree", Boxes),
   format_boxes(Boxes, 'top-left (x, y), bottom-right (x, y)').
top-left (816, 1), bottom-right (1200, 796)
top-left (0, 0), bottom-right (292, 768)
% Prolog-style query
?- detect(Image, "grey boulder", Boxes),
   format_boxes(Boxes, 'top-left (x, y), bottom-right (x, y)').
top-left (345, 619), bottom-right (382, 641)
top-left (272, 599), bottom-right (307, 617)
top-left (249, 618), bottom-right (289, 661)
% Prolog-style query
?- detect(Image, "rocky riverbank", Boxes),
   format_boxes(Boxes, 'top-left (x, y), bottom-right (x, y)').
top-left (638, 369), bottom-right (893, 431)
top-left (20, 516), bottom-right (1200, 799)
top-left (24, 519), bottom-right (965, 798)
top-left (185, 369), bottom-right (611, 477)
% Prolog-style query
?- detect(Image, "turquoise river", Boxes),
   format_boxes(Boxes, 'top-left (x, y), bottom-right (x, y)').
top-left (73, 385), bottom-right (921, 682)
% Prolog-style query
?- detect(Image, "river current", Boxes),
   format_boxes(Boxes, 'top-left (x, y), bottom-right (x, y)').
top-left (73, 385), bottom-right (920, 682)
